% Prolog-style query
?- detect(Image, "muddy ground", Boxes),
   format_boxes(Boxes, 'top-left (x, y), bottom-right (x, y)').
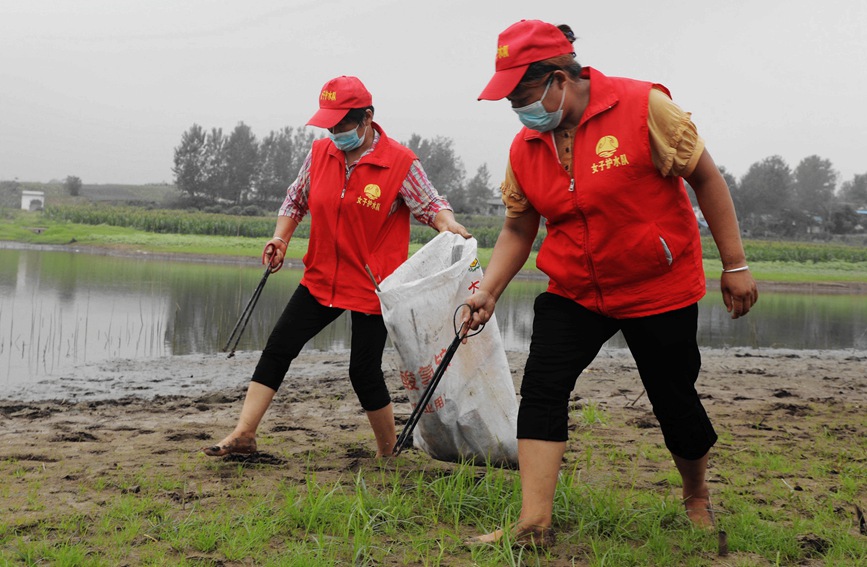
top-left (3, 346), bottom-right (865, 495)
top-left (1, 347), bottom-right (866, 564)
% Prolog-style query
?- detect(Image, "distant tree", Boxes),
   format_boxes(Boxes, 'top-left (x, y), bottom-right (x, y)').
top-left (0, 179), bottom-right (21, 208)
top-left (257, 127), bottom-right (316, 203)
top-left (223, 122), bottom-right (259, 205)
top-left (827, 204), bottom-right (861, 234)
top-left (64, 175), bottom-right (82, 197)
top-left (792, 155), bottom-right (838, 218)
top-left (404, 134), bottom-right (467, 212)
top-left (733, 155), bottom-right (793, 235)
top-left (839, 173), bottom-right (867, 207)
top-left (464, 164), bottom-right (495, 214)
top-left (172, 124), bottom-right (208, 199)
top-left (203, 128), bottom-right (229, 202)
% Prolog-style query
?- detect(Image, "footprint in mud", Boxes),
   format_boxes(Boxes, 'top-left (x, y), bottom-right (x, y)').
top-left (5, 453), bottom-right (59, 463)
top-left (193, 392), bottom-right (240, 405)
top-left (51, 432), bottom-right (99, 442)
top-left (345, 445), bottom-right (371, 459)
top-left (627, 416), bottom-right (657, 429)
top-left (269, 425), bottom-right (310, 433)
top-left (222, 452), bottom-right (287, 466)
top-left (165, 431), bottom-right (212, 442)
top-left (771, 402), bottom-right (810, 416)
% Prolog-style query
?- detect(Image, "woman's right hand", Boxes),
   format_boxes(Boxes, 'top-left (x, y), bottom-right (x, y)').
top-left (262, 238), bottom-right (286, 272)
top-left (460, 290), bottom-right (497, 336)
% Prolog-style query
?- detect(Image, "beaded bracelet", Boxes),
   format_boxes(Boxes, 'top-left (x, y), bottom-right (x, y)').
top-left (722, 265), bottom-right (749, 273)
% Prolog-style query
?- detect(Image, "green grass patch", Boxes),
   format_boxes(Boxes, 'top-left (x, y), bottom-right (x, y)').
top-left (3, 208), bottom-right (867, 284)
top-left (2, 403), bottom-right (864, 566)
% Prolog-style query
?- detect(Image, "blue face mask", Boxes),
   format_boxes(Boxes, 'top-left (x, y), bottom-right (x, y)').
top-left (328, 122), bottom-right (367, 151)
top-left (512, 77), bottom-right (566, 132)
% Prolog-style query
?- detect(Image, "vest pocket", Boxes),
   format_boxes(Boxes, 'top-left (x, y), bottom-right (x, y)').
top-left (659, 236), bottom-right (673, 265)
top-left (602, 224), bottom-right (674, 285)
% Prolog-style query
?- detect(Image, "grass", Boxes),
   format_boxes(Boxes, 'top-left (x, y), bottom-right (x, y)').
top-left (3, 209), bottom-right (867, 284)
top-left (2, 400), bottom-right (864, 566)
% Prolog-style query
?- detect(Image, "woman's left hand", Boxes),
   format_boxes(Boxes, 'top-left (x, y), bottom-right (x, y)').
top-left (721, 270), bottom-right (758, 319)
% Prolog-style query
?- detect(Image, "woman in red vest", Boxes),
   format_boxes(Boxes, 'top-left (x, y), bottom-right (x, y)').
top-left (204, 76), bottom-right (469, 459)
top-left (462, 21), bottom-right (758, 546)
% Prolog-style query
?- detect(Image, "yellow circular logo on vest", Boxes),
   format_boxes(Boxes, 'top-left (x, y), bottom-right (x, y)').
top-left (595, 135), bottom-right (619, 158)
top-left (363, 184), bottom-right (381, 200)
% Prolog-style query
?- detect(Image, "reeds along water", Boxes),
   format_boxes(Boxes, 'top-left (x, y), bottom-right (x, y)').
top-left (2, 286), bottom-right (170, 380)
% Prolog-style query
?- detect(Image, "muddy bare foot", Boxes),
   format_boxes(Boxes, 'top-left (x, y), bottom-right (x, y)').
top-left (202, 434), bottom-right (257, 457)
top-left (464, 524), bottom-right (555, 548)
top-left (684, 495), bottom-right (715, 529)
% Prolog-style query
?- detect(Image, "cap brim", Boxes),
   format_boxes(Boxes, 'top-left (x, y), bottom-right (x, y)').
top-left (306, 108), bottom-right (350, 128)
top-left (478, 65), bottom-right (529, 101)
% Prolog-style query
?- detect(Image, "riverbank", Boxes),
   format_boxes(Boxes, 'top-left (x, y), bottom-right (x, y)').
top-left (4, 239), bottom-right (867, 293)
top-left (2, 348), bottom-right (866, 565)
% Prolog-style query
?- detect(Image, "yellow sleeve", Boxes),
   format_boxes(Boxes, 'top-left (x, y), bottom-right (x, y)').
top-left (501, 161), bottom-right (534, 218)
top-left (647, 87), bottom-right (706, 178)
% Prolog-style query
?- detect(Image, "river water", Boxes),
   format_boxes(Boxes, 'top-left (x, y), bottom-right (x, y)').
top-left (2, 247), bottom-right (865, 396)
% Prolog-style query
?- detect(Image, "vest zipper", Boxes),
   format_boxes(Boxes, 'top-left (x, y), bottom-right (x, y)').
top-left (331, 170), bottom-right (350, 307)
top-left (569, 174), bottom-right (605, 314)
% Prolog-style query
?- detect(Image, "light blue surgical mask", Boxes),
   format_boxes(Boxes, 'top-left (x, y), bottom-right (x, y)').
top-left (512, 77), bottom-right (566, 132)
top-left (328, 122), bottom-right (367, 151)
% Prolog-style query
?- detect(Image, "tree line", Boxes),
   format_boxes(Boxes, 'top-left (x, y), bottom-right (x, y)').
top-left (171, 123), bottom-right (314, 209)
top-left (707, 156), bottom-right (866, 237)
top-left (172, 122), bottom-right (867, 236)
top-left (171, 123), bottom-right (497, 215)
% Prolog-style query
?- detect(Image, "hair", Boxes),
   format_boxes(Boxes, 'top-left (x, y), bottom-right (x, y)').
top-left (343, 106), bottom-right (374, 124)
top-left (519, 24), bottom-right (582, 85)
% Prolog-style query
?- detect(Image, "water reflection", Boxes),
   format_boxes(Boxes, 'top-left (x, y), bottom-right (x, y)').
top-left (1, 248), bottom-right (865, 394)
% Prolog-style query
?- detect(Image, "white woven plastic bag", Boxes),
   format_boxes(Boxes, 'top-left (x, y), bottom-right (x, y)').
top-left (377, 232), bottom-right (518, 466)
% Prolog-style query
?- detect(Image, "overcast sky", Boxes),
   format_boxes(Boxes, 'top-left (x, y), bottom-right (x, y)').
top-left (1, 0), bottom-right (865, 189)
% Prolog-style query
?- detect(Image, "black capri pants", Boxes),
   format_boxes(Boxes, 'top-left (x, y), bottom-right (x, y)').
top-left (519, 292), bottom-right (717, 460)
top-left (251, 284), bottom-right (391, 412)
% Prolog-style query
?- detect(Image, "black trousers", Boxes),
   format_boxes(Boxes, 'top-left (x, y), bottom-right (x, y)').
top-left (251, 285), bottom-right (391, 411)
top-left (519, 292), bottom-right (717, 460)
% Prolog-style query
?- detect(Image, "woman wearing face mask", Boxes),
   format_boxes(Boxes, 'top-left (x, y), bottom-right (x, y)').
top-left (462, 20), bottom-right (757, 546)
top-left (204, 75), bottom-right (470, 459)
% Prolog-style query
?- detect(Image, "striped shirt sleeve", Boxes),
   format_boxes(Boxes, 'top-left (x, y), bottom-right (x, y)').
top-left (278, 149), bottom-right (313, 221)
top-left (397, 160), bottom-right (452, 227)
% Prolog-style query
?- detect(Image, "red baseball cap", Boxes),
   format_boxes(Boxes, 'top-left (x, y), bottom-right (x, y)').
top-left (478, 20), bottom-right (574, 101)
top-left (307, 76), bottom-right (373, 128)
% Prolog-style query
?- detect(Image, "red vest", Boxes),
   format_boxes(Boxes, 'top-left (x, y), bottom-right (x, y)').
top-left (301, 123), bottom-right (416, 314)
top-left (509, 68), bottom-right (706, 318)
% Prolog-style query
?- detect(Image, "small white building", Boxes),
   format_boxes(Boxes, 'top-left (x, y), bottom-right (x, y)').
top-left (21, 190), bottom-right (44, 211)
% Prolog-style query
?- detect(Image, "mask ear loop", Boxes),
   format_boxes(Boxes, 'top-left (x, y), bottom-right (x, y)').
top-left (357, 110), bottom-right (371, 141)
top-left (553, 75), bottom-right (567, 113)
top-left (539, 75), bottom-right (554, 102)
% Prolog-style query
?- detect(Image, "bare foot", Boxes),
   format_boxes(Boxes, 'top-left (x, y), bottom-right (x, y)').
top-left (464, 524), bottom-right (555, 548)
top-left (684, 495), bottom-right (715, 529)
top-left (465, 528), bottom-right (505, 545)
top-left (202, 434), bottom-right (257, 457)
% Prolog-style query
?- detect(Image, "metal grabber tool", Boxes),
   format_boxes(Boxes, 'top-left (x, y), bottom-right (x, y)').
top-left (222, 264), bottom-right (272, 358)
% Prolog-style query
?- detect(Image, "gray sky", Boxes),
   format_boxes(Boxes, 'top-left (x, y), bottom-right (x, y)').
top-left (1, 0), bottom-right (865, 188)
